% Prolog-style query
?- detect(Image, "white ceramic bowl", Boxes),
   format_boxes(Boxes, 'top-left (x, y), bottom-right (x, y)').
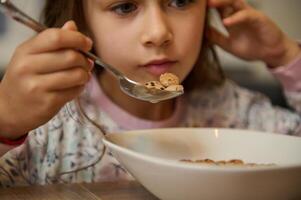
top-left (103, 128), bottom-right (301, 200)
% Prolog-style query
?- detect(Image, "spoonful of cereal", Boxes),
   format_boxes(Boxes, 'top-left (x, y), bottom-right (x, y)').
top-left (144, 73), bottom-right (184, 103)
top-left (0, 0), bottom-right (184, 103)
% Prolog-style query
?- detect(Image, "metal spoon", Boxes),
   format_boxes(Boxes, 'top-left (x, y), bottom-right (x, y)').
top-left (0, 0), bottom-right (183, 103)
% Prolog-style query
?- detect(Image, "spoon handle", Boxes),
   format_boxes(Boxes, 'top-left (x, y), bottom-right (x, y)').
top-left (0, 0), bottom-right (124, 78)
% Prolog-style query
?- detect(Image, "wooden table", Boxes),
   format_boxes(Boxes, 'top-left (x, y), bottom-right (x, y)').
top-left (0, 181), bottom-right (160, 200)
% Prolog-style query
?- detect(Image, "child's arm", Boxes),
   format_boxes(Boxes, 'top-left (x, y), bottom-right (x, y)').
top-left (207, 0), bottom-right (301, 67)
top-left (0, 21), bottom-right (93, 144)
top-left (206, 0), bottom-right (301, 135)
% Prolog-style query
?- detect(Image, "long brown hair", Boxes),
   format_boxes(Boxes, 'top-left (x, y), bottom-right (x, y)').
top-left (42, 0), bottom-right (225, 92)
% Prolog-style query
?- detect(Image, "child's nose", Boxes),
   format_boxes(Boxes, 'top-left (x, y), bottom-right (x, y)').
top-left (140, 9), bottom-right (173, 48)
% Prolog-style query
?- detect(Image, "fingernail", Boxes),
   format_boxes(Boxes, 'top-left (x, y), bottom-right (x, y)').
top-left (223, 18), bottom-right (231, 25)
top-left (62, 20), bottom-right (76, 29)
top-left (88, 59), bottom-right (94, 70)
top-left (86, 37), bottom-right (93, 46)
top-left (62, 21), bottom-right (69, 29)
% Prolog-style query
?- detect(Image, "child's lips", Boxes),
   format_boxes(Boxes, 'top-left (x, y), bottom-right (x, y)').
top-left (142, 60), bottom-right (177, 76)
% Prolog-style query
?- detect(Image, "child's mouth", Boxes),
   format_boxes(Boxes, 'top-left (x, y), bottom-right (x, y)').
top-left (143, 60), bottom-right (177, 76)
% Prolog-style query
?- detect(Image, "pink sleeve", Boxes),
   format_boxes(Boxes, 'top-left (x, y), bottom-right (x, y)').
top-left (270, 52), bottom-right (301, 92)
top-left (0, 143), bottom-right (15, 157)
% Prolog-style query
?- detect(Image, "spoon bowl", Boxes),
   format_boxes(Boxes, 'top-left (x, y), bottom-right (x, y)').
top-left (119, 77), bottom-right (184, 103)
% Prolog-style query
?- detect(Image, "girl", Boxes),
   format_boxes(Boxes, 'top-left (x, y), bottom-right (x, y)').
top-left (0, 0), bottom-right (300, 187)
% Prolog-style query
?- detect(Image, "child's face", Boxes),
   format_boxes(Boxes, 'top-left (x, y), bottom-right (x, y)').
top-left (84, 0), bottom-right (206, 83)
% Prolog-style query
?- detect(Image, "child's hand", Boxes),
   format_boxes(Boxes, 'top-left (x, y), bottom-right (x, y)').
top-left (0, 21), bottom-right (93, 139)
top-left (207, 0), bottom-right (301, 67)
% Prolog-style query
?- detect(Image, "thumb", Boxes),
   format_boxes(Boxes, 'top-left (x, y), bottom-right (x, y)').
top-left (62, 20), bottom-right (78, 31)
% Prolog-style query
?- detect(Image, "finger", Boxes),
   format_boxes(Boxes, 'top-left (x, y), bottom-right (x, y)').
top-left (208, 0), bottom-right (234, 7)
top-left (220, 6), bottom-right (236, 19)
top-left (39, 67), bottom-right (91, 91)
top-left (54, 85), bottom-right (85, 105)
top-left (208, 0), bottom-right (249, 10)
top-left (28, 49), bottom-right (94, 74)
top-left (206, 26), bottom-right (232, 51)
top-left (223, 9), bottom-right (260, 27)
top-left (208, 0), bottom-right (249, 20)
top-left (45, 85), bottom-right (85, 110)
top-left (21, 22), bottom-right (93, 54)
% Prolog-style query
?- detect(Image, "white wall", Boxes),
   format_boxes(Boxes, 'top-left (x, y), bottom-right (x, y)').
top-left (259, 0), bottom-right (301, 39)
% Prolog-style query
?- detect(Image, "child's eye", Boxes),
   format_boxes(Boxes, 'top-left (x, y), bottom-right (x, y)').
top-left (169, 0), bottom-right (195, 8)
top-left (111, 2), bottom-right (137, 16)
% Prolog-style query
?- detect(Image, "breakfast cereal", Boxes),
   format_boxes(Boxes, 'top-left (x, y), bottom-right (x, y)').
top-left (144, 72), bottom-right (184, 93)
top-left (180, 158), bottom-right (275, 167)
top-left (159, 73), bottom-right (180, 87)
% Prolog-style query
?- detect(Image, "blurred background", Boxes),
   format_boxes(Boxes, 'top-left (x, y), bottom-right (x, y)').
top-left (0, 0), bottom-right (300, 107)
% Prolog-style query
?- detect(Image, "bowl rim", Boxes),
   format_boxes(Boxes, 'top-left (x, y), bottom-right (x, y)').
top-left (103, 127), bottom-right (301, 172)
